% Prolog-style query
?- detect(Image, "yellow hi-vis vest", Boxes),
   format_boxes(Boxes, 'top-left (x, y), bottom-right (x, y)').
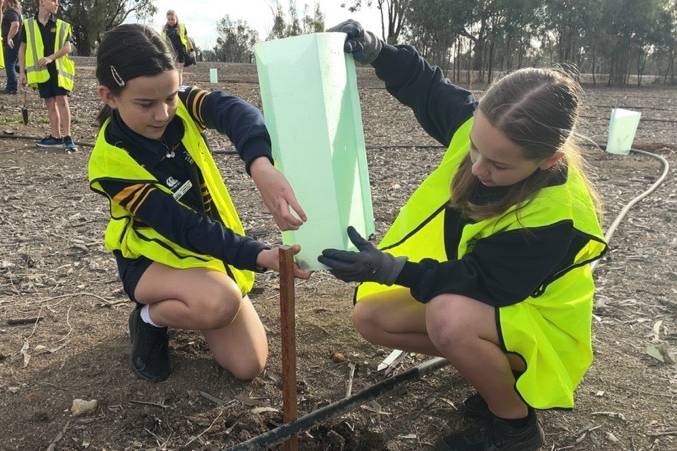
top-left (0, 35), bottom-right (4, 69)
top-left (163, 23), bottom-right (191, 51)
top-left (87, 101), bottom-right (255, 295)
top-left (22, 17), bottom-right (75, 90)
top-left (356, 118), bottom-right (607, 409)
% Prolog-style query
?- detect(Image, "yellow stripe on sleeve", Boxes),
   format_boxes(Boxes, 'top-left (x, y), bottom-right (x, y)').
top-left (112, 183), bottom-right (145, 207)
top-left (130, 186), bottom-right (156, 216)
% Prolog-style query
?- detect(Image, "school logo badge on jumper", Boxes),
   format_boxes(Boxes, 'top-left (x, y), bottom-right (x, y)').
top-left (166, 176), bottom-right (180, 189)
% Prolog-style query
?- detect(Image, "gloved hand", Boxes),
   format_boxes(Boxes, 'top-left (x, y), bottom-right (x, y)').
top-left (327, 19), bottom-right (383, 65)
top-left (318, 226), bottom-right (407, 285)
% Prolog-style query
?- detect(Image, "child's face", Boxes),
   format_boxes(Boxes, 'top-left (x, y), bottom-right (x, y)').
top-left (469, 111), bottom-right (561, 187)
top-left (166, 14), bottom-right (177, 26)
top-left (39, 0), bottom-right (59, 14)
top-left (99, 70), bottom-right (181, 140)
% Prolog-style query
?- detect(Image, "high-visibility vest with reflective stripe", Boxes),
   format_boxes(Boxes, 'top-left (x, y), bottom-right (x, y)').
top-left (355, 118), bottom-right (607, 409)
top-left (23, 17), bottom-right (75, 90)
top-left (163, 23), bottom-right (191, 51)
top-left (0, 36), bottom-right (4, 69)
top-left (88, 101), bottom-right (255, 295)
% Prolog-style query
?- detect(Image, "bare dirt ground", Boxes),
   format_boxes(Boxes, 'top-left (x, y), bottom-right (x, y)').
top-left (0, 60), bottom-right (675, 450)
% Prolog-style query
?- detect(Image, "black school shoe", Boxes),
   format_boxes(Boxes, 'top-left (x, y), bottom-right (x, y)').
top-left (128, 306), bottom-right (171, 382)
top-left (437, 409), bottom-right (544, 451)
top-left (459, 392), bottom-right (492, 420)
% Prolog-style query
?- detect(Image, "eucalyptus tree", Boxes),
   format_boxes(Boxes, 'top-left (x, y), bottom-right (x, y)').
top-left (213, 16), bottom-right (259, 63)
top-left (23, 0), bottom-right (157, 56)
top-left (341, 0), bottom-right (412, 43)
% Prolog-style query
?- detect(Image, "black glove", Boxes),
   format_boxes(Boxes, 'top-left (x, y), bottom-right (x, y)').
top-left (327, 19), bottom-right (383, 65)
top-left (318, 226), bottom-right (407, 285)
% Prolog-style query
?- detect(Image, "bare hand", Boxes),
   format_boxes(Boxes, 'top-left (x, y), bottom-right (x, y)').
top-left (38, 56), bottom-right (53, 66)
top-left (7, 38), bottom-right (14, 49)
top-left (250, 157), bottom-right (307, 231)
top-left (256, 244), bottom-right (311, 279)
top-left (19, 72), bottom-right (27, 87)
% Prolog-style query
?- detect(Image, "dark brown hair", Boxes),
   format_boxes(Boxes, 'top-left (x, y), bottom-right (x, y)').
top-left (451, 68), bottom-right (599, 220)
top-left (95, 24), bottom-right (176, 125)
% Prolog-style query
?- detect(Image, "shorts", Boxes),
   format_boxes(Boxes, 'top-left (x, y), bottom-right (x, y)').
top-left (113, 251), bottom-right (153, 304)
top-left (37, 74), bottom-right (70, 99)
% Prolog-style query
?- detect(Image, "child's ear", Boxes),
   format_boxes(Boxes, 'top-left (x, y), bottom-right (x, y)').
top-left (98, 85), bottom-right (118, 109)
top-left (539, 150), bottom-right (565, 170)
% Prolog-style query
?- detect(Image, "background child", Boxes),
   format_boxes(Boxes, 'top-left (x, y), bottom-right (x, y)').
top-left (2, 0), bottom-right (22, 94)
top-left (320, 20), bottom-right (607, 450)
top-left (89, 24), bottom-right (309, 383)
top-left (18, 0), bottom-right (76, 151)
top-left (162, 9), bottom-right (192, 82)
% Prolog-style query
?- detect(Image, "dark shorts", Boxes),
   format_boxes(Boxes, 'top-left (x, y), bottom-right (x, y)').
top-left (37, 75), bottom-right (70, 99)
top-left (113, 251), bottom-right (153, 304)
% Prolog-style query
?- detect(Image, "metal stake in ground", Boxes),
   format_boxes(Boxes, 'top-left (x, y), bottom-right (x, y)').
top-left (21, 88), bottom-right (29, 125)
top-left (278, 246), bottom-right (298, 451)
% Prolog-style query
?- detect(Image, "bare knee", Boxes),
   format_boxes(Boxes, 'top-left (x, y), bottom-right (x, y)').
top-left (217, 352), bottom-right (267, 381)
top-left (426, 295), bottom-right (476, 354)
top-left (352, 302), bottom-right (381, 342)
top-left (192, 284), bottom-right (242, 329)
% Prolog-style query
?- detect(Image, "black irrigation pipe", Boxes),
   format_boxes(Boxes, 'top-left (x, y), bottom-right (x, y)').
top-left (228, 357), bottom-right (449, 451)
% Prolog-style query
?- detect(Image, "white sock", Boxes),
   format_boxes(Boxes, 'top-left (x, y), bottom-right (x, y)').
top-left (140, 304), bottom-right (162, 327)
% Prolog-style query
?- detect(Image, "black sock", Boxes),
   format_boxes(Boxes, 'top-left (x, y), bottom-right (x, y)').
top-left (498, 414), bottom-right (531, 429)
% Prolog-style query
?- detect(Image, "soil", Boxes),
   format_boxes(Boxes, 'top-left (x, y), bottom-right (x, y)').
top-left (0, 60), bottom-right (675, 451)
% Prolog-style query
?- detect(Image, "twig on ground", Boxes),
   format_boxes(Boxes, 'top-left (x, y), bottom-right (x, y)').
top-left (130, 399), bottom-right (169, 409)
top-left (27, 306), bottom-right (44, 339)
top-left (591, 411), bottom-right (627, 421)
top-left (55, 305), bottom-right (73, 344)
top-left (646, 430), bottom-right (677, 437)
top-left (198, 390), bottom-right (237, 407)
top-left (6, 316), bottom-right (43, 326)
top-left (345, 362), bottom-right (356, 398)
top-left (144, 427), bottom-right (165, 447)
top-left (575, 424), bottom-right (602, 444)
top-left (39, 291), bottom-right (116, 307)
top-left (184, 408), bottom-right (225, 447)
top-left (46, 420), bottom-right (70, 451)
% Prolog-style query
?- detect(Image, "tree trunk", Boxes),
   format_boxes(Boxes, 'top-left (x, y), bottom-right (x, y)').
top-left (591, 44), bottom-right (597, 87)
top-left (487, 39), bottom-right (495, 84)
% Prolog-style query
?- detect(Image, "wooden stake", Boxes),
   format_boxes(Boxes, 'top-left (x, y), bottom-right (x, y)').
top-left (278, 246), bottom-right (298, 451)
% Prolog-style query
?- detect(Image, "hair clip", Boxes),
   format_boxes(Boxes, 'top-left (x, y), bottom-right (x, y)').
top-left (110, 65), bottom-right (126, 87)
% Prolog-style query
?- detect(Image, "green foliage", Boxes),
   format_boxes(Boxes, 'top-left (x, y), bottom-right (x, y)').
top-left (211, 16), bottom-right (259, 63)
top-left (399, 0), bottom-right (677, 85)
top-left (36, 0), bottom-right (157, 56)
top-left (267, 1), bottom-right (324, 40)
top-left (341, 0), bottom-right (412, 43)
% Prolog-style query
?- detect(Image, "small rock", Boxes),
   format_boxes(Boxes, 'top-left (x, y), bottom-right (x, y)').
top-left (331, 351), bottom-right (346, 363)
top-left (8, 386), bottom-right (20, 394)
top-left (71, 398), bottom-right (98, 416)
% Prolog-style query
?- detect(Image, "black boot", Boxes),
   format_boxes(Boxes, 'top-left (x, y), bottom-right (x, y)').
top-left (128, 306), bottom-right (171, 382)
top-left (437, 409), bottom-right (544, 450)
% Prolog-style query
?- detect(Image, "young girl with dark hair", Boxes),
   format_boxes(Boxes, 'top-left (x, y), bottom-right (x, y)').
top-left (320, 20), bottom-right (607, 450)
top-left (88, 24), bottom-right (309, 383)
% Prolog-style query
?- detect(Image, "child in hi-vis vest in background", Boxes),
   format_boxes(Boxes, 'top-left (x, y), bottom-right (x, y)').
top-left (320, 20), bottom-right (607, 450)
top-left (19, 0), bottom-right (76, 151)
top-left (162, 9), bottom-right (193, 81)
top-left (88, 24), bottom-right (309, 383)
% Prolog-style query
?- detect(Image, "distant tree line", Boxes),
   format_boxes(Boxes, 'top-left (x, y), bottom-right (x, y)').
top-left (37, 0), bottom-right (675, 86)
top-left (23, 0), bottom-right (157, 58)
top-left (346, 0), bottom-right (677, 86)
top-left (202, 0), bottom-right (325, 63)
